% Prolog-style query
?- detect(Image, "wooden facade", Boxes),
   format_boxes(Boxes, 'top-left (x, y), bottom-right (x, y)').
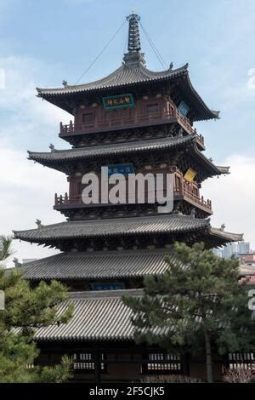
top-left (14, 13), bottom-right (245, 382)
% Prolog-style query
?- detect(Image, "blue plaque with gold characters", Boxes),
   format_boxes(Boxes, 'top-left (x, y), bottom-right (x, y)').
top-left (108, 163), bottom-right (135, 176)
top-left (102, 93), bottom-right (135, 110)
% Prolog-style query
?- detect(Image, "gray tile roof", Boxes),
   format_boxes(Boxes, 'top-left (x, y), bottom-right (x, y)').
top-left (20, 249), bottom-right (174, 281)
top-left (34, 289), bottom-right (141, 341)
top-left (28, 135), bottom-right (225, 178)
top-left (36, 63), bottom-right (218, 121)
top-left (37, 64), bottom-right (187, 96)
top-left (20, 247), bottom-right (247, 282)
top-left (216, 166), bottom-right (230, 174)
top-left (28, 135), bottom-right (195, 164)
top-left (33, 255), bottom-right (248, 342)
top-left (13, 214), bottom-right (210, 242)
top-left (210, 228), bottom-right (243, 243)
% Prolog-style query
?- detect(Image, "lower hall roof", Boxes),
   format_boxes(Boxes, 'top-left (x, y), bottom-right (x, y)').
top-left (32, 261), bottom-right (253, 342)
top-left (20, 245), bottom-right (249, 282)
top-left (34, 289), bottom-right (140, 342)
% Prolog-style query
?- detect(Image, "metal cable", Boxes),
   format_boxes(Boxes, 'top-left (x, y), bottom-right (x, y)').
top-left (75, 20), bottom-right (127, 84)
top-left (139, 21), bottom-right (167, 68)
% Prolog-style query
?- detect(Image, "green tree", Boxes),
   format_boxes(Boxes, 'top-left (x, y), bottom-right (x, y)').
top-left (123, 242), bottom-right (255, 383)
top-left (0, 236), bottom-right (73, 382)
top-left (0, 235), bottom-right (13, 262)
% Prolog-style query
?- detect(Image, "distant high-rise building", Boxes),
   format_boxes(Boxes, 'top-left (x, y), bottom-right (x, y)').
top-left (219, 241), bottom-right (253, 261)
top-left (238, 242), bottom-right (250, 255)
top-left (221, 243), bottom-right (238, 259)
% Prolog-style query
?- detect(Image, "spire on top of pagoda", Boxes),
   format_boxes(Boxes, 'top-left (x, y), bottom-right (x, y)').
top-left (127, 13), bottom-right (141, 52)
top-left (36, 13), bottom-right (220, 121)
top-left (123, 13), bottom-right (145, 66)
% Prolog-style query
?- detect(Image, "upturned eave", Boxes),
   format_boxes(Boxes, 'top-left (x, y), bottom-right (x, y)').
top-left (37, 63), bottom-right (218, 121)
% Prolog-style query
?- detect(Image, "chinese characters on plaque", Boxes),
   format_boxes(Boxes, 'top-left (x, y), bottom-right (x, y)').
top-left (102, 94), bottom-right (135, 110)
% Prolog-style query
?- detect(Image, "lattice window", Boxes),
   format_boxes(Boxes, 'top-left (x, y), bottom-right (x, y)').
top-left (228, 353), bottom-right (255, 370)
top-left (73, 353), bottom-right (105, 372)
top-left (143, 353), bottom-right (182, 374)
top-left (178, 101), bottom-right (190, 117)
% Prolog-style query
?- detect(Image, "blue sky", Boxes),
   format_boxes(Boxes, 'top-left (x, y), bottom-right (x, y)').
top-left (1, 0), bottom-right (255, 155)
top-left (0, 0), bottom-right (255, 262)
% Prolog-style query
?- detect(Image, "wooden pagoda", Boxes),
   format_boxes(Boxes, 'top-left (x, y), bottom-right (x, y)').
top-left (14, 14), bottom-right (243, 382)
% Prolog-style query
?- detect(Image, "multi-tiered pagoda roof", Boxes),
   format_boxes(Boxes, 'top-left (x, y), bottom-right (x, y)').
top-left (13, 13), bottom-right (243, 381)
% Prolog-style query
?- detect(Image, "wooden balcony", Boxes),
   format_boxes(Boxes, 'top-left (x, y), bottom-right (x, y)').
top-left (59, 107), bottom-right (204, 148)
top-left (175, 181), bottom-right (212, 213)
top-left (54, 176), bottom-right (212, 214)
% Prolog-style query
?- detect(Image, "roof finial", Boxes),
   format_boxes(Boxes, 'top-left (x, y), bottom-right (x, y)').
top-left (123, 13), bottom-right (145, 66)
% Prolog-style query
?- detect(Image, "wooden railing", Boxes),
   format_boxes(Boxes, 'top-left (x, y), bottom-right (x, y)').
top-left (59, 107), bottom-right (204, 147)
top-left (176, 181), bottom-right (212, 210)
top-left (60, 110), bottom-right (176, 135)
top-left (54, 174), bottom-right (212, 213)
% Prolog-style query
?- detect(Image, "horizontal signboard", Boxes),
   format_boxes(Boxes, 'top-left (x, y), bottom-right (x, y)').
top-left (107, 163), bottom-right (135, 176)
top-left (102, 93), bottom-right (135, 110)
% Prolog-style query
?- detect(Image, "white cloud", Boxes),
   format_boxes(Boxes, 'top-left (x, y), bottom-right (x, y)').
top-left (218, 68), bottom-right (255, 108)
top-left (0, 138), bottom-right (67, 266)
top-left (247, 68), bottom-right (255, 90)
top-left (0, 55), bottom-right (71, 266)
top-left (208, 67), bottom-right (255, 112)
top-left (203, 155), bottom-right (255, 249)
top-left (0, 56), bottom-right (70, 127)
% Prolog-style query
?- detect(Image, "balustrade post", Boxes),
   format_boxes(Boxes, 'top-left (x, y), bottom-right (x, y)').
top-left (180, 179), bottom-right (184, 195)
top-left (69, 120), bottom-right (73, 134)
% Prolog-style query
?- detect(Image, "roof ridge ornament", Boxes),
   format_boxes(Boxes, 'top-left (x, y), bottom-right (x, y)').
top-left (36, 219), bottom-right (43, 229)
top-left (49, 143), bottom-right (55, 152)
top-left (123, 13), bottom-right (146, 66)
